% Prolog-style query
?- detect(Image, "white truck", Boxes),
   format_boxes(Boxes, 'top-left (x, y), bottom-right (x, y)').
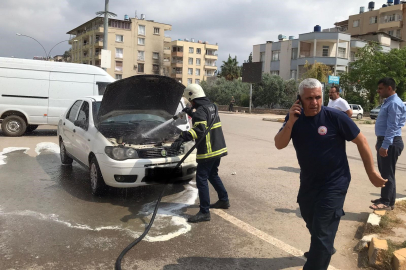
top-left (0, 57), bottom-right (115, 136)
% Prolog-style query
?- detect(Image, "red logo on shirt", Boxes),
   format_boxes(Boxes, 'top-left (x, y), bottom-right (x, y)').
top-left (318, 126), bottom-right (328, 135)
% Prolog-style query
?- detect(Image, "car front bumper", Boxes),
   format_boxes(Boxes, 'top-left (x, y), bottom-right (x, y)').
top-left (95, 153), bottom-right (197, 188)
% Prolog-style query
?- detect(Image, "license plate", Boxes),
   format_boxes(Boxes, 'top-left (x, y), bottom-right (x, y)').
top-left (145, 166), bottom-right (182, 178)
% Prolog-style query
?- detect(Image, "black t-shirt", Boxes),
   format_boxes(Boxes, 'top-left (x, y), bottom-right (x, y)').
top-left (280, 107), bottom-right (360, 201)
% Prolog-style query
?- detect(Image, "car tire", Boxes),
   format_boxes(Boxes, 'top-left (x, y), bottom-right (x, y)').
top-left (60, 141), bottom-right (73, 165)
top-left (89, 156), bottom-right (107, 196)
top-left (1, 115), bottom-right (27, 137)
top-left (357, 114), bottom-right (362, 120)
top-left (25, 125), bottom-right (39, 133)
top-left (370, 116), bottom-right (375, 120)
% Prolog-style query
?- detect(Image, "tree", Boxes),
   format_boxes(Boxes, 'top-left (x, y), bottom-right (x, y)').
top-left (340, 42), bottom-right (406, 110)
top-left (63, 49), bottom-right (71, 62)
top-left (201, 77), bottom-right (250, 106)
top-left (301, 61), bottom-right (332, 83)
top-left (219, 55), bottom-right (241, 81)
top-left (247, 52), bottom-right (253, 63)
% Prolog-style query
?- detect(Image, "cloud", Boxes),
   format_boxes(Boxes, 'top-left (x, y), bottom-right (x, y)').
top-left (0, 0), bottom-right (376, 65)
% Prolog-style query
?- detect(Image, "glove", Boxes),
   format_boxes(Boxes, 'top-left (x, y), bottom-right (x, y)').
top-left (170, 137), bottom-right (185, 151)
top-left (182, 107), bottom-right (193, 117)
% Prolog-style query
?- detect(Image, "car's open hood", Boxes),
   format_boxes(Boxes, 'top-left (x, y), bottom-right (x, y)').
top-left (97, 75), bottom-right (185, 123)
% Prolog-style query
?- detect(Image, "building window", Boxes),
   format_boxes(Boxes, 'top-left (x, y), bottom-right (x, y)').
top-left (370, 16), bottom-right (378, 24)
top-left (195, 79), bottom-right (200, 84)
top-left (153, 64), bottom-right (159, 74)
top-left (138, 38), bottom-right (145, 45)
top-left (188, 68), bottom-right (193, 75)
top-left (338, 47), bottom-right (346, 58)
top-left (272, 50), bottom-right (280, 61)
top-left (153, 52), bottom-right (159, 60)
top-left (138, 25), bottom-right (146, 36)
top-left (196, 58), bottom-right (201, 65)
top-left (353, 20), bottom-right (360, 27)
top-left (115, 74), bottom-right (122, 80)
top-left (115, 48), bottom-right (123, 58)
top-left (291, 48), bottom-right (298, 60)
top-left (195, 69), bottom-right (200, 76)
top-left (196, 48), bottom-right (201, 54)
top-left (350, 51), bottom-right (356, 61)
top-left (115, 61), bottom-right (123, 72)
top-left (322, 46), bottom-right (329, 57)
top-left (290, 70), bottom-right (297, 79)
top-left (116, 35), bottom-right (124, 42)
top-left (154, 28), bottom-right (160, 35)
top-left (189, 47), bottom-right (194, 53)
top-left (138, 63), bottom-right (144, 73)
top-left (188, 57), bottom-right (193, 65)
top-left (138, 51), bottom-right (145, 61)
top-left (270, 71), bottom-right (279, 75)
top-left (187, 78), bottom-right (193, 85)
top-left (260, 52), bottom-right (265, 71)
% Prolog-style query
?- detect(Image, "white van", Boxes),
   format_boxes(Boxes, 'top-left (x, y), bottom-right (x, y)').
top-left (0, 57), bottom-right (114, 136)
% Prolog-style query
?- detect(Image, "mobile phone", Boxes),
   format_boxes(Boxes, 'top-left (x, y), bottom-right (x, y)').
top-left (294, 95), bottom-right (302, 117)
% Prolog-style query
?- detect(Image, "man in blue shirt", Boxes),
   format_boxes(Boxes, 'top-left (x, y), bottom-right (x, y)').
top-left (370, 78), bottom-right (406, 211)
top-left (275, 78), bottom-right (387, 270)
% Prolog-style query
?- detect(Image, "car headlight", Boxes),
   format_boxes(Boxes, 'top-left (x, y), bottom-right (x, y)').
top-left (105, 146), bottom-right (139, 160)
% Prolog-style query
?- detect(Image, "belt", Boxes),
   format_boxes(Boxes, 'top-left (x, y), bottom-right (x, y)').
top-left (377, 136), bottom-right (402, 140)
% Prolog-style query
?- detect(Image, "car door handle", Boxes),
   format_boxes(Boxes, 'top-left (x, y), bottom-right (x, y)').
top-left (63, 122), bottom-right (65, 125)
top-left (73, 129), bottom-right (76, 133)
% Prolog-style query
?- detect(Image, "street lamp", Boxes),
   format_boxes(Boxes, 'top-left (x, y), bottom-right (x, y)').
top-left (16, 33), bottom-right (47, 60)
top-left (16, 33), bottom-right (77, 61)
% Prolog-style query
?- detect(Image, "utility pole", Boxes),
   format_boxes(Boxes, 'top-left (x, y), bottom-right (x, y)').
top-left (103, 0), bottom-right (109, 70)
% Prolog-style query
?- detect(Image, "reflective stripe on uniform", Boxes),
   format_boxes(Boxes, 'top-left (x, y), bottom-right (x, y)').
top-left (211, 123), bottom-right (221, 129)
top-left (188, 129), bottom-right (198, 139)
top-left (196, 147), bottom-right (227, 159)
top-left (194, 121), bottom-right (207, 127)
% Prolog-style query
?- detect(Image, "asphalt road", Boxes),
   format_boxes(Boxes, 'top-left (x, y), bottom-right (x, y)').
top-left (0, 113), bottom-right (405, 270)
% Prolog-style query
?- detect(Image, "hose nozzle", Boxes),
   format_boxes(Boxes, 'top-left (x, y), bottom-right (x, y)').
top-left (173, 111), bottom-right (186, 120)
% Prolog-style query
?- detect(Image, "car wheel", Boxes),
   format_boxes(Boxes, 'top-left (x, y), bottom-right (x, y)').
top-left (370, 116), bottom-right (375, 120)
top-left (25, 125), bottom-right (39, 133)
top-left (60, 141), bottom-right (73, 165)
top-left (1, 115), bottom-right (27, 137)
top-left (89, 156), bottom-right (107, 196)
top-left (357, 114), bottom-right (362, 120)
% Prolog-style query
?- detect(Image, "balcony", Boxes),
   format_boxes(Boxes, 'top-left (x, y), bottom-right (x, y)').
top-left (172, 71), bottom-right (183, 79)
top-left (205, 54), bottom-right (218, 60)
top-left (164, 37), bottom-right (171, 43)
top-left (379, 4), bottom-right (403, 14)
top-left (172, 51), bottom-right (183, 57)
top-left (378, 20), bottom-right (402, 30)
top-left (297, 56), bottom-right (349, 66)
top-left (94, 39), bottom-right (104, 47)
top-left (205, 44), bottom-right (218, 50)
top-left (164, 47), bottom-right (171, 55)
top-left (94, 52), bottom-right (101, 60)
top-left (171, 60), bottom-right (183, 67)
top-left (163, 58), bottom-right (170, 66)
top-left (205, 62), bottom-right (217, 70)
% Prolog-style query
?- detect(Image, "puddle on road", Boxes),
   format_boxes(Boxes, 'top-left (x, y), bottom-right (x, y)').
top-left (0, 143), bottom-right (198, 243)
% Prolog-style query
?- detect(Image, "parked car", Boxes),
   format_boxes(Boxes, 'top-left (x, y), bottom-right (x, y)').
top-left (57, 75), bottom-right (197, 195)
top-left (370, 105), bottom-right (381, 119)
top-left (349, 104), bottom-right (364, 119)
top-left (0, 57), bottom-right (114, 136)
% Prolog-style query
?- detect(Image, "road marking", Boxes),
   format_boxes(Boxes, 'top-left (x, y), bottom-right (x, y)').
top-left (212, 209), bottom-right (339, 270)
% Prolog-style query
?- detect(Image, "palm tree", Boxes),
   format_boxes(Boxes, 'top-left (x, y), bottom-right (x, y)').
top-left (220, 55), bottom-right (241, 81)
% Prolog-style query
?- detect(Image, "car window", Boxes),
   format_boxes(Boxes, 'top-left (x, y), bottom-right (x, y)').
top-left (77, 101), bottom-right (90, 124)
top-left (67, 100), bottom-right (83, 122)
top-left (354, 105), bottom-right (359, 110)
top-left (96, 82), bottom-right (111, 95)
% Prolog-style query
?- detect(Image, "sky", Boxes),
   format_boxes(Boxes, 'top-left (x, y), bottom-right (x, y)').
top-left (0, 0), bottom-right (390, 67)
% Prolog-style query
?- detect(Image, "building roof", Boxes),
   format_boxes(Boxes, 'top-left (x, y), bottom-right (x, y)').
top-left (352, 31), bottom-right (404, 42)
top-left (334, 20), bottom-right (349, 27)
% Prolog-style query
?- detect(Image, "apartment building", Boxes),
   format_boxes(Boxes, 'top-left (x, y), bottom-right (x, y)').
top-left (67, 15), bottom-right (171, 79)
top-left (253, 26), bottom-right (394, 81)
top-left (169, 39), bottom-right (218, 86)
top-left (335, 0), bottom-right (405, 47)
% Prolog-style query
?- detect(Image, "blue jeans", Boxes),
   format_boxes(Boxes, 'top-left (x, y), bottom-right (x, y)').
top-left (196, 158), bottom-right (228, 213)
top-left (299, 188), bottom-right (347, 270)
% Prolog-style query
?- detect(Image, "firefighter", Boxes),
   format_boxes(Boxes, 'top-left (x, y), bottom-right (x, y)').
top-left (171, 84), bottom-right (230, 223)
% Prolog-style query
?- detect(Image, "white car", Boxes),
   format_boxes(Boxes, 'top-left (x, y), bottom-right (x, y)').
top-left (57, 75), bottom-right (197, 195)
top-left (349, 104), bottom-right (364, 119)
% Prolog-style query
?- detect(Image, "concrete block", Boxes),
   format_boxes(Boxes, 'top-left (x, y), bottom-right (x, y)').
top-left (355, 234), bottom-right (379, 251)
top-left (374, 210), bottom-right (386, 216)
top-left (392, 248), bottom-right (406, 270)
top-left (367, 213), bottom-right (381, 226)
top-left (368, 238), bottom-right (388, 266)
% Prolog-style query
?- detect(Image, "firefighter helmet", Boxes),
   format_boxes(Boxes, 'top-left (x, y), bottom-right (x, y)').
top-left (184, 84), bottom-right (206, 101)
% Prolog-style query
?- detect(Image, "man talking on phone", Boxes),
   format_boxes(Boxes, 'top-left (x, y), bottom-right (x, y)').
top-left (274, 78), bottom-right (387, 270)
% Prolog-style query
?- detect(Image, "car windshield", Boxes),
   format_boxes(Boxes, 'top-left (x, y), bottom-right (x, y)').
top-left (374, 105), bottom-right (382, 110)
